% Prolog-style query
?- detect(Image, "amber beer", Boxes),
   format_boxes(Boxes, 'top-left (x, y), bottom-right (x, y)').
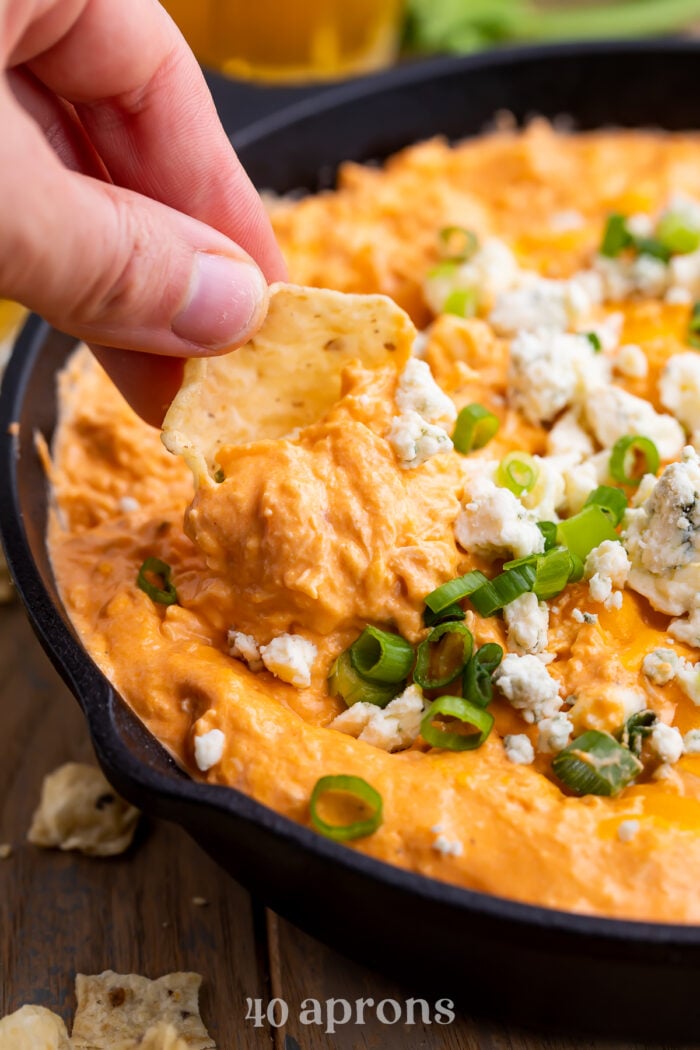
top-left (161, 0), bottom-right (403, 82)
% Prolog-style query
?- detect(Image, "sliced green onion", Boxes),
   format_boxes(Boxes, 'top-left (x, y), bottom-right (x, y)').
top-left (609, 435), bottom-right (660, 486)
top-left (634, 236), bottom-right (671, 263)
top-left (414, 622), bottom-right (473, 690)
top-left (568, 553), bottom-right (585, 583)
top-left (617, 709), bottom-right (658, 758)
top-left (423, 601), bottom-right (466, 628)
top-left (689, 302), bottom-right (700, 349)
top-left (469, 564), bottom-right (537, 617)
top-left (463, 643), bottom-right (504, 708)
top-left (532, 548), bottom-right (575, 601)
top-left (556, 505), bottom-right (619, 562)
top-left (327, 651), bottom-right (397, 708)
top-left (421, 695), bottom-right (494, 751)
top-left (425, 570), bottom-right (489, 614)
top-left (537, 521), bottom-right (558, 551)
top-left (439, 225), bottom-right (479, 262)
top-left (349, 626), bottom-right (414, 684)
top-left (443, 288), bottom-right (479, 318)
top-left (600, 213), bottom-right (634, 257)
top-left (136, 557), bottom-right (178, 606)
top-left (656, 212), bottom-right (700, 255)
top-left (310, 775), bottom-right (383, 842)
top-left (427, 259), bottom-right (459, 281)
top-left (496, 452), bottom-right (539, 496)
top-left (584, 331), bottom-right (602, 352)
top-left (452, 403), bottom-right (500, 453)
top-left (583, 485), bottom-right (628, 526)
top-left (552, 730), bottom-right (642, 797)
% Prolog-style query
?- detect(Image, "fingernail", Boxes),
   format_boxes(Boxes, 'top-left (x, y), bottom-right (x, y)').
top-left (173, 252), bottom-right (267, 349)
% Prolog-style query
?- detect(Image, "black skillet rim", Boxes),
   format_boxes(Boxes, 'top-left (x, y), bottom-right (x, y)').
top-left (2, 38), bottom-right (700, 957)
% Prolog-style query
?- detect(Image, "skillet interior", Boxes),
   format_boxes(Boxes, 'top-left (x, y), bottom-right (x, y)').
top-left (3, 42), bottom-right (700, 1040)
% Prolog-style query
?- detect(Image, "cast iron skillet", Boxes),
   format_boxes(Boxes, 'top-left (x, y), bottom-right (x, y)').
top-left (3, 41), bottom-right (700, 1042)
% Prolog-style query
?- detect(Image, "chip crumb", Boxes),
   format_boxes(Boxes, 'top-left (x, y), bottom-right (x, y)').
top-left (191, 897), bottom-right (209, 908)
top-left (71, 971), bottom-right (215, 1049)
top-left (0, 843), bottom-right (12, 860)
top-left (0, 1004), bottom-right (71, 1049)
top-left (28, 763), bottom-right (140, 857)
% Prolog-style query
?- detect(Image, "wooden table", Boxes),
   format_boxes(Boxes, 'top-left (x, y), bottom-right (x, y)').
top-left (0, 600), bottom-right (690, 1050)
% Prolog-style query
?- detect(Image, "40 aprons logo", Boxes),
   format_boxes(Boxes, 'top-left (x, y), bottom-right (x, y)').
top-left (245, 996), bottom-right (456, 1033)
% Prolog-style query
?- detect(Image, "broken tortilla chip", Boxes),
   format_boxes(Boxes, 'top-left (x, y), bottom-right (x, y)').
top-left (71, 972), bottom-right (214, 1050)
top-left (0, 1005), bottom-right (71, 1050)
top-left (162, 282), bottom-right (415, 481)
top-left (28, 763), bottom-right (140, 857)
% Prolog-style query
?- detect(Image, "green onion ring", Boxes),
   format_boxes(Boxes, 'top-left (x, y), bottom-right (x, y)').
top-left (556, 505), bottom-right (620, 562)
top-left (414, 622), bottom-right (474, 691)
top-left (463, 643), bottom-right (504, 708)
top-left (469, 564), bottom-right (537, 617)
top-left (583, 484), bottom-right (628, 526)
top-left (600, 213), bottom-right (634, 257)
top-left (438, 225), bottom-right (479, 262)
top-left (452, 403), bottom-right (500, 453)
top-left (310, 775), bottom-right (383, 841)
top-left (328, 651), bottom-right (398, 708)
top-left (421, 695), bottom-right (494, 751)
top-left (443, 288), bottom-right (479, 318)
top-left (496, 451), bottom-right (539, 496)
top-left (552, 730), bottom-right (642, 797)
top-left (656, 212), bottom-right (700, 255)
top-left (136, 557), bottom-right (178, 606)
top-left (349, 626), bottom-right (414, 684)
top-left (423, 601), bottom-right (466, 628)
top-left (424, 570), bottom-right (489, 615)
top-left (609, 435), bottom-right (660, 486)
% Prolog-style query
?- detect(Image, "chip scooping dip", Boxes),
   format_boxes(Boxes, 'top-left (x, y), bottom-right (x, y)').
top-left (71, 972), bottom-right (214, 1050)
top-left (162, 282), bottom-right (415, 482)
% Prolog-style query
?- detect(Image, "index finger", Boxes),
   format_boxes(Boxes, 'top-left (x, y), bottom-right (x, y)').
top-left (18, 0), bottom-right (287, 282)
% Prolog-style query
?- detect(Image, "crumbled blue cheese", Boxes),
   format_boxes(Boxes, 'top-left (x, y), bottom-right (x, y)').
top-left (649, 722), bottom-right (685, 764)
top-left (228, 630), bottom-right (264, 672)
top-left (494, 653), bottom-right (562, 723)
top-left (572, 608), bottom-right (598, 625)
top-left (432, 834), bottom-right (464, 857)
top-left (584, 540), bottom-right (631, 609)
top-left (624, 446), bottom-right (700, 616)
top-left (546, 410), bottom-right (594, 460)
top-left (537, 712), bottom-right (573, 754)
top-left (594, 253), bottom-right (669, 300)
top-left (330, 683), bottom-right (425, 752)
top-left (395, 358), bottom-right (456, 424)
top-left (508, 330), bottom-right (608, 425)
top-left (583, 384), bottom-right (685, 460)
top-left (560, 450), bottom-right (611, 514)
top-left (490, 272), bottom-right (602, 336)
top-left (423, 237), bottom-right (521, 315)
top-left (194, 728), bottom-right (225, 772)
top-left (614, 344), bottom-right (648, 380)
top-left (503, 592), bottom-right (549, 655)
top-left (503, 733), bottom-right (535, 765)
top-left (676, 659), bottom-right (700, 706)
top-left (642, 648), bottom-right (681, 685)
top-left (617, 819), bottom-right (640, 843)
top-left (659, 353), bottom-right (700, 435)
top-left (387, 409), bottom-right (453, 468)
top-left (259, 633), bottom-right (317, 687)
top-left (669, 250), bottom-right (700, 296)
top-left (669, 606), bottom-right (700, 648)
top-left (683, 729), bottom-right (700, 753)
top-left (666, 284), bottom-right (694, 305)
top-left (454, 477), bottom-right (545, 561)
top-left (585, 310), bottom-right (624, 353)
top-left (117, 496), bottom-right (141, 514)
top-left (549, 209), bottom-right (585, 232)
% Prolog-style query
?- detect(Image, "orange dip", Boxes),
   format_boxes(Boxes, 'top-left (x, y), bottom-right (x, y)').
top-left (49, 124), bottom-right (700, 921)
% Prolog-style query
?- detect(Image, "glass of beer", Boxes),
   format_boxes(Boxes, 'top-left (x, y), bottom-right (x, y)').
top-left (161, 0), bottom-right (404, 83)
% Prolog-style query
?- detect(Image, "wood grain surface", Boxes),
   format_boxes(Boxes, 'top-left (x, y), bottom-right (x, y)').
top-left (0, 601), bottom-right (694, 1049)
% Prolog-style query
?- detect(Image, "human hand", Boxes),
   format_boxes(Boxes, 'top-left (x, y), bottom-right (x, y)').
top-left (1, 0), bottom-right (287, 425)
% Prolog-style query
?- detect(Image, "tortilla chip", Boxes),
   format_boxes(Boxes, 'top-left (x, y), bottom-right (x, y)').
top-left (71, 972), bottom-right (214, 1050)
top-left (0, 1005), bottom-right (71, 1049)
top-left (27, 763), bottom-right (140, 857)
top-left (162, 282), bottom-right (415, 481)
top-left (129, 1022), bottom-right (190, 1049)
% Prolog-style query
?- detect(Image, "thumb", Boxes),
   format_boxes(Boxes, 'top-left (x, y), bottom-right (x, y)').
top-left (0, 90), bottom-right (269, 355)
